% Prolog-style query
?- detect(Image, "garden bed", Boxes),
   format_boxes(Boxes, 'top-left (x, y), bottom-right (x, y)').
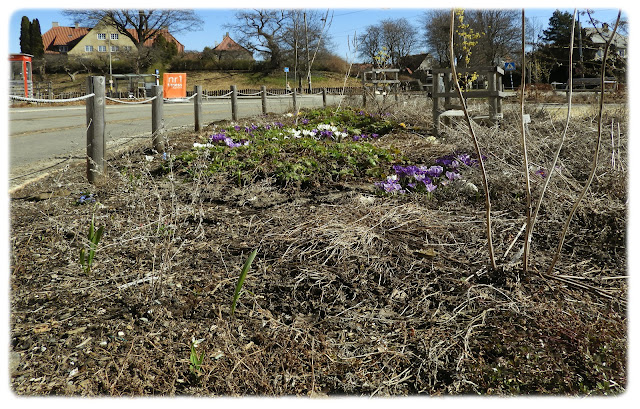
top-left (9, 101), bottom-right (628, 396)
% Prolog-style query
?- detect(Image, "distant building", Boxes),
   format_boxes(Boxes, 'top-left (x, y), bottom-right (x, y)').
top-left (584, 23), bottom-right (628, 60)
top-left (41, 18), bottom-right (184, 59)
top-left (211, 33), bottom-right (253, 61)
top-left (399, 53), bottom-right (434, 74)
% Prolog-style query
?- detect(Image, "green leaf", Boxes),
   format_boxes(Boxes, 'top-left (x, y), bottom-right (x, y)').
top-left (95, 226), bottom-right (105, 244)
top-left (230, 249), bottom-right (258, 317)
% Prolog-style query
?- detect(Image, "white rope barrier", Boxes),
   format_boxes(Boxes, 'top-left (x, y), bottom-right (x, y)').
top-left (203, 91), bottom-right (234, 99)
top-left (105, 96), bottom-right (157, 104)
top-left (237, 91), bottom-right (263, 97)
top-left (9, 93), bottom-right (95, 103)
top-left (266, 91), bottom-right (294, 97)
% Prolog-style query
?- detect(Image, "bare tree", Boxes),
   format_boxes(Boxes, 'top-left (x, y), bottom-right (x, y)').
top-left (381, 18), bottom-right (418, 67)
top-left (359, 18), bottom-right (417, 67)
top-left (63, 9), bottom-right (201, 72)
top-left (358, 25), bottom-right (384, 65)
top-left (421, 10), bottom-right (454, 66)
top-left (473, 9), bottom-right (520, 65)
top-left (282, 10), bottom-right (334, 88)
top-left (225, 9), bottom-right (290, 69)
top-left (423, 9), bottom-right (519, 67)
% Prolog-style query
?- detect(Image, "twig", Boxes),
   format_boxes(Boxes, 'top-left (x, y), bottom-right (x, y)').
top-left (117, 275), bottom-right (159, 290)
top-left (519, 9), bottom-right (533, 273)
top-left (547, 10), bottom-right (622, 274)
top-left (449, 9), bottom-right (496, 270)
top-left (528, 9), bottom-right (576, 259)
top-left (538, 271), bottom-right (626, 307)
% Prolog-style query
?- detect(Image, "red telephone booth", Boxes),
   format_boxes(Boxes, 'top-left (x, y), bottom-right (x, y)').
top-left (10, 53), bottom-right (33, 98)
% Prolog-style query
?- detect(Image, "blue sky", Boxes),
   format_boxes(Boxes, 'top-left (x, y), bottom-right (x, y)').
top-left (4, 4), bottom-right (627, 61)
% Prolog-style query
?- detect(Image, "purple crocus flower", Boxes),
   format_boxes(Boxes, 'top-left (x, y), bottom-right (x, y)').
top-left (375, 175), bottom-right (405, 194)
top-left (424, 182), bottom-right (437, 193)
top-left (457, 153), bottom-right (473, 166)
top-left (426, 165), bottom-right (443, 178)
top-left (535, 168), bottom-right (547, 178)
top-left (209, 133), bottom-right (226, 143)
top-left (446, 171), bottom-right (461, 181)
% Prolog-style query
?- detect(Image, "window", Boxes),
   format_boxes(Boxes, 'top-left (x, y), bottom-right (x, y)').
top-left (97, 33), bottom-right (106, 40)
top-left (59, 45), bottom-right (68, 53)
top-left (110, 46), bottom-right (119, 52)
top-left (85, 45), bottom-right (94, 52)
top-left (98, 45), bottom-right (107, 52)
top-left (110, 33), bottom-right (119, 40)
top-left (123, 46), bottom-right (132, 52)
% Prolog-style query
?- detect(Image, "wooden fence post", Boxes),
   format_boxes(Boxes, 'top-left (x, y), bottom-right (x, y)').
top-left (194, 85), bottom-right (203, 132)
top-left (292, 89), bottom-right (298, 114)
top-left (432, 72), bottom-right (442, 136)
top-left (487, 70), bottom-right (498, 123)
top-left (152, 85), bottom-right (165, 152)
top-left (230, 85), bottom-right (238, 121)
top-left (322, 88), bottom-right (327, 108)
top-left (261, 85), bottom-right (267, 115)
top-left (86, 76), bottom-right (105, 183)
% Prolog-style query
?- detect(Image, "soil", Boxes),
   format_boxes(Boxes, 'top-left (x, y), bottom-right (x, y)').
top-left (9, 103), bottom-right (628, 397)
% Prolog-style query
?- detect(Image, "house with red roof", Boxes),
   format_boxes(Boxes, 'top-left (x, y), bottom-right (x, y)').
top-left (212, 33), bottom-right (253, 61)
top-left (41, 18), bottom-right (183, 59)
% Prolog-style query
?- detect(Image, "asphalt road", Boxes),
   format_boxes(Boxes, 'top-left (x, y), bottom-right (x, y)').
top-left (8, 94), bottom-right (345, 185)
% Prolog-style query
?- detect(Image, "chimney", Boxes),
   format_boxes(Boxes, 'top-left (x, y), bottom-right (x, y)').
top-left (52, 21), bottom-right (59, 28)
top-left (75, 22), bottom-right (79, 29)
top-left (225, 32), bottom-right (229, 39)
top-left (602, 22), bottom-right (609, 32)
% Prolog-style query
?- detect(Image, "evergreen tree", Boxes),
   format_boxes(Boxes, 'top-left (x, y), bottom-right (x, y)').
top-left (30, 18), bottom-right (44, 57)
top-left (541, 10), bottom-right (575, 45)
top-left (20, 16), bottom-right (31, 54)
top-left (533, 9), bottom-right (597, 82)
top-left (151, 34), bottom-right (178, 64)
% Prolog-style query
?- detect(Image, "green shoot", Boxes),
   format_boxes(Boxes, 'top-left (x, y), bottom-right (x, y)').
top-left (230, 249), bottom-right (258, 317)
top-left (189, 339), bottom-right (205, 375)
top-left (79, 213), bottom-right (104, 274)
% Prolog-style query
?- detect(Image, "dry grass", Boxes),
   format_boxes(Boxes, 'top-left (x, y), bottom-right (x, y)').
top-left (9, 96), bottom-right (627, 396)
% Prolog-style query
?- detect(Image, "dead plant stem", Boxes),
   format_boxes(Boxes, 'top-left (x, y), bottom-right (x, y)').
top-left (527, 9), bottom-right (576, 263)
top-left (547, 10), bottom-right (622, 274)
top-left (449, 9), bottom-right (496, 270)
top-left (520, 9), bottom-right (533, 272)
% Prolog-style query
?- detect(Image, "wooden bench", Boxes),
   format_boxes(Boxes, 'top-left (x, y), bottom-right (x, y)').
top-left (432, 66), bottom-right (509, 135)
top-left (553, 77), bottom-right (618, 92)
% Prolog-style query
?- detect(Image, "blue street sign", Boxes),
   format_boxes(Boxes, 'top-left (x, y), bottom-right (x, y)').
top-left (504, 62), bottom-right (516, 71)
top-left (284, 67), bottom-right (289, 73)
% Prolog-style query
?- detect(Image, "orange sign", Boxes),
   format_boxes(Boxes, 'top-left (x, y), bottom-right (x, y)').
top-left (163, 73), bottom-right (187, 98)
